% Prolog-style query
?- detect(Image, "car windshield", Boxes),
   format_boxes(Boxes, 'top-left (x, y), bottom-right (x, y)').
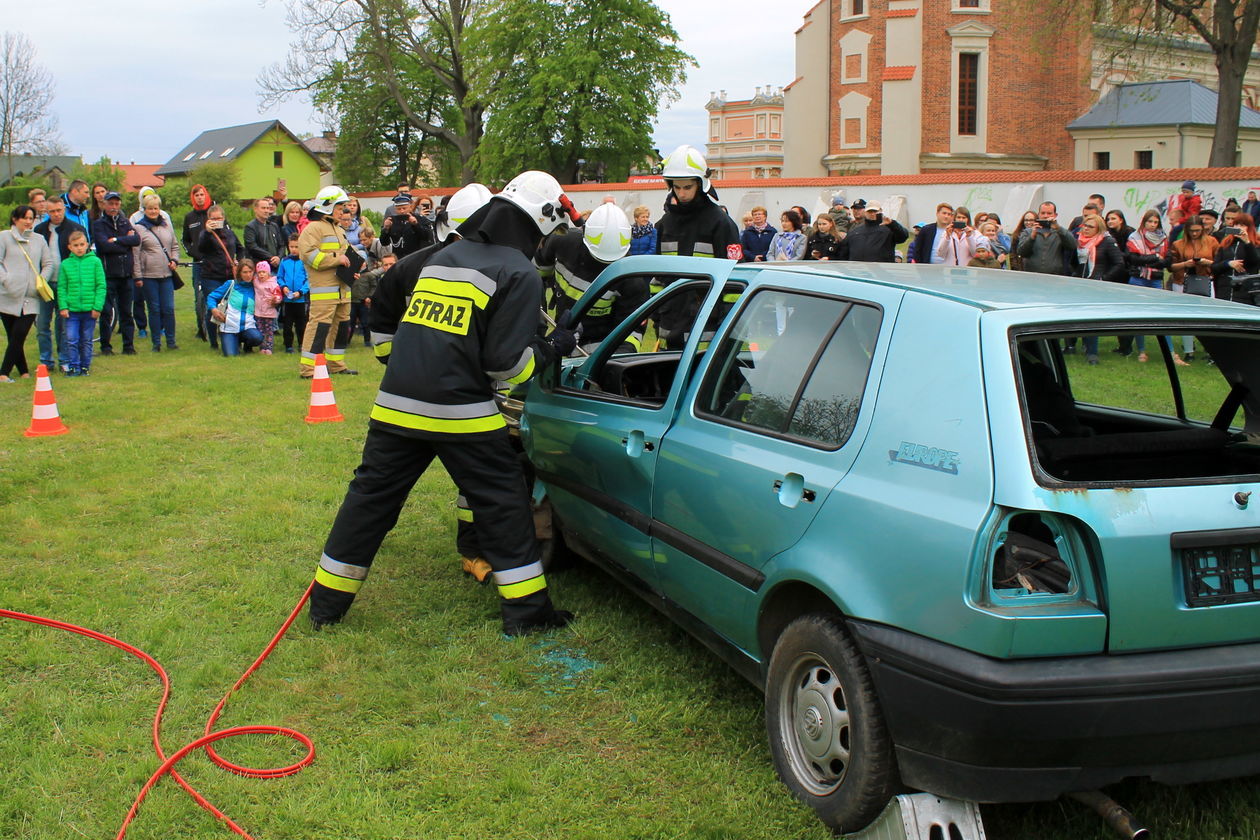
top-left (1015, 327), bottom-right (1260, 484)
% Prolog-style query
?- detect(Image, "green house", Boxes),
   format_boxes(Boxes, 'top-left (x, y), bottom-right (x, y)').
top-left (155, 120), bottom-right (323, 200)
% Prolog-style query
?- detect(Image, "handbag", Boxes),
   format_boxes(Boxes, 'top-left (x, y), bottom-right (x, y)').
top-left (12, 232), bottom-right (54, 302)
top-left (142, 222), bottom-right (186, 290)
top-left (210, 280), bottom-right (236, 324)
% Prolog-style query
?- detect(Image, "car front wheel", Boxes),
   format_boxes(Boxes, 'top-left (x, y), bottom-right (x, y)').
top-left (765, 613), bottom-right (898, 833)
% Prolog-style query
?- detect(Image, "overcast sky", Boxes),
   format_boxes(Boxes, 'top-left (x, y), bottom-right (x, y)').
top-left (28, 0), bottom-right (810, 169)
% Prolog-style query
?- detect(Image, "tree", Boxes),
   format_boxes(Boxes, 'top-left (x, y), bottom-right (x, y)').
top-left (261, 0), bottom-right (486, 183)
top-left (470, 0), bottom-right (693, 184)
top-left (1071, 1), bottom-right (1260, 167)
top-left (0, 32), bottom-right (65, 181)
top-left (70, 156), bottom-right (127, 193)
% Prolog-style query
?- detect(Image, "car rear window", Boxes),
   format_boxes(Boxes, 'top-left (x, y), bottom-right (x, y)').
top-left (697, 290), bottom-right (881, 448)
top-left (1016, 328), bottom-right (1260, 484)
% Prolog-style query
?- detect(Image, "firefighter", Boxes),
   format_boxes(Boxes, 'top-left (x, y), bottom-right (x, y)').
top-left (368, 182), bottom-right (494, 363)
top-left (298, 185), bottom-right (356, 378)
top-left (536, 202), bottom-right (645, 353)
top-left (652, 145), bottom-right (742, 348)
top-left (308, 171), bottom-right (579, 636)
top-left (366, 183), bottom-right (502, 585)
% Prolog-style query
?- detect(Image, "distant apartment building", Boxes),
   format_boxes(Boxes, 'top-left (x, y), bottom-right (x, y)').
top-left (781, 0), bottom-right (1260, 176)
top-left (705, 88), bottom-right (785, 179)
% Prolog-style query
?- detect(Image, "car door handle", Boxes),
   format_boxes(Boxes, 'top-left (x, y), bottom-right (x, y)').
top-left (773, 475), bottom-right (816, 507)
top-left (622, 430), bottom-right (655, 456)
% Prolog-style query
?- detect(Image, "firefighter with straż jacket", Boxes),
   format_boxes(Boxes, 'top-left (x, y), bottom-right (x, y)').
top-left (309, 171), bottom-right (579, 636)
top-left (536, 202), bottom-right (644, 353)
top-left (367, 183), bottom-right (501, 585)
top-left (297, 186), bottom-right (356, 377)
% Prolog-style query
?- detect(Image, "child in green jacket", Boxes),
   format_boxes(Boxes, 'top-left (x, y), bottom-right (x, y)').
top-left (57, 230), bottom-right (107, 376)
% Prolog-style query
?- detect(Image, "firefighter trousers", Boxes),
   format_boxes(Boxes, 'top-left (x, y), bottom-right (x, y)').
top-left (300, 286), bottom-right (351, 375)
top-left (310, 427), bottom-right (555, 628)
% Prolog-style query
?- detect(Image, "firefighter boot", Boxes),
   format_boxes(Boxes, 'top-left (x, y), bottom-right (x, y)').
top-left (309, 578), bottom-right (357, 629)
top-left (501, 590), bottom-right (574, 637)
top-left (461, 556), bottom-right (494, 585)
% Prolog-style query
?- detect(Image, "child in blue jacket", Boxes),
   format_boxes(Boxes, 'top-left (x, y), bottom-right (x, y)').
top-left (276, 234), bottom-right (309, 354)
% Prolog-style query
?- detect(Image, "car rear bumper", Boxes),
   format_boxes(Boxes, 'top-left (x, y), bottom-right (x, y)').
top-left (848, 620), bottom-right (1260, 802)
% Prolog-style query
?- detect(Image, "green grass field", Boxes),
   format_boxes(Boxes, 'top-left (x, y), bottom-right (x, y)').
top-left (1, 305), bottom-right (1257, 840)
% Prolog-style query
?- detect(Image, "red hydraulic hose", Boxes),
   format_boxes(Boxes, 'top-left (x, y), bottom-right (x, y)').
top-left (0, 580), bottom-right (316, 839)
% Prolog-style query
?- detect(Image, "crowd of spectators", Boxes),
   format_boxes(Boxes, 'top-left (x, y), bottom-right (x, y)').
top-left (0, 180), bottom-right (436, 376)
top-left (5, 176), bottom-right (1259, 378)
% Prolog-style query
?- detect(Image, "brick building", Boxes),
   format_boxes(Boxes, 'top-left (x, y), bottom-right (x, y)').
top-left (705, 88), bottom-right (786, 179)
top-left (781, 0), bottom-right (1260, 177)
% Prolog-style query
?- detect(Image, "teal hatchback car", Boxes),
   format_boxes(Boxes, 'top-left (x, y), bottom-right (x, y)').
top-left (519, 256), bottom-right (1260, 833)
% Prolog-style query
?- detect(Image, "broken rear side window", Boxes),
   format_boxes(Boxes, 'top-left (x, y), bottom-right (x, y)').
top-left (1016, 329), bottom-right (1260, 484)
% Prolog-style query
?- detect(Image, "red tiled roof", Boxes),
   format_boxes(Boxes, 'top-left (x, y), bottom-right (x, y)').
top-left (883, 66), bottom-right (917, 81)
top-left (117, 164), bottom-right (165, 193)
top-left (352, 166), bottom-right (1260, 199)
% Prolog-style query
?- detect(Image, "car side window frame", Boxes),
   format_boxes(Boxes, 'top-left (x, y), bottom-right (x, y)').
top-left (554, 274), bottom-right (732, 409)
top-left (693, 286), bottom-right (884, 451)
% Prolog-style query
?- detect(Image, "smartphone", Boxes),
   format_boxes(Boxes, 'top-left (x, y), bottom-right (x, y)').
top-left (278, 178), bottom-right (287, 190)
top-left (1222, 227), bottom-right (1242, 237)
top-left (953, 220), bottom-right (967, 229)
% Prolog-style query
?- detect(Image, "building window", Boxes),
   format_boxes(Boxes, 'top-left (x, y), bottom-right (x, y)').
top-left (840, 0), bottom-right (868, 21)
top-left (757, 114), bottom-right (766, 136)
top-left (952, 0), bottom-right (991, 10)
top-left (711, 119), bottom-right (720, 141)
top-left (274, 151), bottom-right (284, 168)
top-left (958, 53), bottom-right (979, 136)
top-left (1094, 151), bottom-right (1111, 170)
top-left (839, 29), bottom-right (873, 85)
top-left (770, 114), bottom-right (781, 137)
top-left (838, 91), bottom-right (871, 149)
top-left (1135, 150), bottom-right (1153, 169)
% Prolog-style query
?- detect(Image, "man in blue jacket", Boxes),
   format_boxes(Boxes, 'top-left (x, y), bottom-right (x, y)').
top-left (59, 180), bottom-right (92, 239)
top-left (92, 192), bottom-right (140, 355)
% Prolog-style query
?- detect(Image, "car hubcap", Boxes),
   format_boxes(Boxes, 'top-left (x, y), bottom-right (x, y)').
top-left (780, 653), bottom-right (850, 795)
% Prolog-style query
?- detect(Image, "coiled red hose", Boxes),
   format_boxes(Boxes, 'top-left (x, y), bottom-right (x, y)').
top-left (1, 580), bottom-right (316, 839)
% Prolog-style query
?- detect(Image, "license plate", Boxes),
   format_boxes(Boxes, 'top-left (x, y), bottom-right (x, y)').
top-left (1175, 530), bottom-right (1260, 607)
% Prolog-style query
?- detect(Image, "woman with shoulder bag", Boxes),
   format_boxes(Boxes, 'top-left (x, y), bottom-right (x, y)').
top-left (197, 204), bottom-right (241, 350)
top-left (1168, 215), bottom-right (1220, 362)
top-left (132, 194), bottom-right (182, 351)
top-left (0, 205), bottom-right (55, 382)
top-left (1214, 212), bottom-right (1260, 303)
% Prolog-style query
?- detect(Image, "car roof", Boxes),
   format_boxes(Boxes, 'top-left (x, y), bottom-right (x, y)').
top-left (740, 261), bottom-right (1260, 318)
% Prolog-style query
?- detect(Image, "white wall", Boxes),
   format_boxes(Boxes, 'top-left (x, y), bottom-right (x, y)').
top-left (357, 173), bottom-right (1260, 233)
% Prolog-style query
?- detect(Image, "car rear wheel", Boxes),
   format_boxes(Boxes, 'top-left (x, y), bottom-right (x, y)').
top-left (765, 613), bottom-right (898, 834)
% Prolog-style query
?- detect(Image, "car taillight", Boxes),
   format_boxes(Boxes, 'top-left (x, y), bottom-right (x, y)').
top-left (984, 511), bottom-right (1099, 607)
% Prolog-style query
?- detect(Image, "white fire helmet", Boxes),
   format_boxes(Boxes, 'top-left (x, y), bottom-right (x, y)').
top-left (494, 170), bottom-right (572, 236)
top-left (436, 183), bottom-right (493, 241)
top-left (582, 203), bottom-right (632, 263)
top-left (311, 185), bottom-right (350, 215)
top-left (661, 144), bottom-right (711, 194)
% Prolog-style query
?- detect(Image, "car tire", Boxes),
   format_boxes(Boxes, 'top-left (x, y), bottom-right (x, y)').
top-left (765, 613), bottom-right (898, 834)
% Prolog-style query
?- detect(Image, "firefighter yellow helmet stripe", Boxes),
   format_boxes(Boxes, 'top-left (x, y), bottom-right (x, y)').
top-left (587, 232), bottom-right (603, 245)
top-left (315, 567), bottom-right (364, 594)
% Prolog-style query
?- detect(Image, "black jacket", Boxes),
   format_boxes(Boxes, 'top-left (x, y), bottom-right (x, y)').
top-left (380, 212), bottom-right (434, 258)
top-left (198, 227), bottom-right (242, 283)
top-left (805, 231), bottom-right (843, 261)
top-left (1076, 235), bottom-right (1128, 283)
top-left (92, 213), bottom-right (140, 278)
top-left (536, 229), bottom-right (648, 349)
top-left (843, 218), bottom-right (909, 262)
top-left (245, 216), bottom-right (286, 264)
top-left (34, 218), bottom-right (87, 261)
top-left (182, 208), bottom-right (209, 262)
top-left (368, 202), bottom-right (549, 441)
top-left (655, 193), bottom-right (740, 259)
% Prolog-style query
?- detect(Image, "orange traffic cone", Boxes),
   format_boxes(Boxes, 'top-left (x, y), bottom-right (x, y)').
top-left (24, 364), bottom-right (69, 437)
top-left (305, 353), bottom-right (344, 424)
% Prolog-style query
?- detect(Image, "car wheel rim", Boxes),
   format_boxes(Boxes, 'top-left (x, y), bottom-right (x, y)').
top-left (778, 651), bottom-right (850, 796)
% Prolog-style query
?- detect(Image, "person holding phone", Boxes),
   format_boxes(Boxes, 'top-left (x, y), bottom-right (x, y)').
top-left (1214, 212), bottom-right (1260, 301)
top-left (1016, 201), bottom-right (1076, 275)
top-left (197, 205), bottom-right (242, 350)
